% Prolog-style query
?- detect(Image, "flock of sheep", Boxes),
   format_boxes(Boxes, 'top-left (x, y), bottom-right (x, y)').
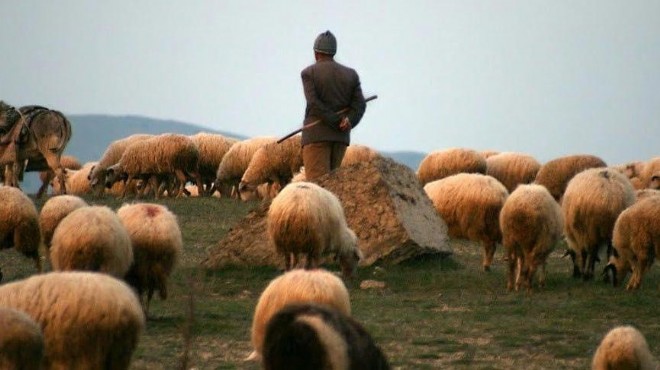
top-left (0, 127), bottom-right (659, 368)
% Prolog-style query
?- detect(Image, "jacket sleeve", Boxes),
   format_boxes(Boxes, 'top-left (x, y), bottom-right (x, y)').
top-left (346, 71), bottom-right (366, 128)
top-left (301, 68), bottom-right (342, 129)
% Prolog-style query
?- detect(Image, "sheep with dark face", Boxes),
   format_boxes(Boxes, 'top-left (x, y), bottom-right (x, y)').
top-left (262, 303), bottom-right (390, 370)
top-left (249, 269), bottom-right (352, 362)
top-left (562, 168), bottom-right (635, 280)
top-left (267, 181), bottom-right (362, 278)
top-left (605, 195), bottom-right (660, 290)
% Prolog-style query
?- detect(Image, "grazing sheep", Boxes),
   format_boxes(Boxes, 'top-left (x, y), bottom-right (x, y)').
top-left (341, 144), bottom-right (382, 167)
top-left (499, 184), bottom-right (563, 292)
top-left (39, 154), bottom-right (81, 195)
top-left (239, 135), bottom-right (302, 200)
top-left (0, 185), bottom-right (42, 281)
top-left (534, 154), bottom-right (607, 202)
top-left (88, 133), bottom-right (154, 195)
top-left (635, 188), bottom-right (660, 201)
top-left (104, 133), bottom-right (204, 198)
top-left (486, 152), bottom-right (541, 193)
top-left (189, 132), bottom-right (239, 195)
top-left (116, 202), bottom-right (182, 314)
top-left (639, 157), bottom-right (660, 189)
top-left (416, 147), bottom-right (487, 185)
top-left (592, 326), bottom-right (656, 370)
top-left (562, 168), bottom-right (635, 280)
top-left (424, 173), bottom-right (509, 271)
top-left (267, 181), bottom-right (362, 278)
top-left (263, 303), bottom-right (390, 370)
top-left (213, 136), bottom-right (277, 198)
top-left (50, 161), bottom-right (97, 195)
top-left (0, 307), bottom-right (44, 370)
top-left (249, 269), bottom-right (352, 361)
top-left (39, 194), bottom-right (89, 249)
top-left (50, 206), bottom-right (133, 278)
top-left (0, 271), bottom-right (145, 370)
top-left (605, 195), bottom-right (660, 290)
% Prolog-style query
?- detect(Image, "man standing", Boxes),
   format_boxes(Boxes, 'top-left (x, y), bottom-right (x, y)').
top-left (301, 30), bottom-right (366, 182)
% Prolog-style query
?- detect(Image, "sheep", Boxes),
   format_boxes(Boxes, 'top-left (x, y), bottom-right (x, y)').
top-left (638, 156), bottom-right (660, 189)
top-left (0, 307), bottom-right (44, 370)
top-left (499, 184), bottom-right (563, 292)
top-left (104, 133), bottom-right (204, 198)
top-left (604, 195), bottom-right (660, 290)
top-left (534, 154), bottom-right (607, 202)
top-left (50, 205), bottom-right (133, 278)
top-left (416, 147), bottom-right (487, 185)
top-left (562, 167), bottom-right (635, 280)
top-left (116, 202), bottom-right (182, 314)
top-left (486, 151), bottom-right (541, 193)
top-left (239, 135), bottom-right (302, 200)
top-left (213, 136), bottom-right (277, 198)
top-left (88, 133), bottom-right (154, 195)
top-left (39, 194), bottom-right (89, 249)
top-left (49, 161), bottom-right (97, 195)
top-left (424, 173), bottom-right (509, 271)
top-left (262, 303), bottom-right (390, 370)
top-left (0, 185), bottom-right (42, 281)
top-left (39, 154), bottom-right (81, 195)
top-left (479, 150), bottom-right (500, 159)
top-left (189, 132), bottom-right (239, 195)
top-left (341, 144), bottom-right (382, 167)
top-left (267, 181), bottom-right (362, 278)
top-left (592, 325), bottom-right (657, 370)
top-left (249, 269), bottom-right (352, 362)
top-left (0, 271), bottom-right (145, 370)
top-left (635, 188), bottom-right (660, 201)
top-left (612, 161), bottom-right (645, 180)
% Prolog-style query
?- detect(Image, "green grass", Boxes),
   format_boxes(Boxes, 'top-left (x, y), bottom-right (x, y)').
top-left (2, 195), bottom-right (659, 369)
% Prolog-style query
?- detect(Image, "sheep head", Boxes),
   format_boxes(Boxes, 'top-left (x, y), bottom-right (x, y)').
top-left (337, 228), bottom-right (362, 279)
top-left (651, 175), bottom-right (660, 190)
top-left (104, 163), bottom-right (127, 188)
top-left (603, 249), bottom-right (630, 287)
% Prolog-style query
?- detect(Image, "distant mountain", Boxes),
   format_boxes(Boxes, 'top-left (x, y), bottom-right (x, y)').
top-left (19, 114), bottom-right (425, 193)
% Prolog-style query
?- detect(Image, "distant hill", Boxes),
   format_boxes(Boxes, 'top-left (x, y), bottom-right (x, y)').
top-left (19, 114), bottom-right (426, 193)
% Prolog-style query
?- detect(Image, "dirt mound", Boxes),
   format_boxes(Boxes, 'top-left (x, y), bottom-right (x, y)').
top-left (203, 157), bottom-right (451, 269)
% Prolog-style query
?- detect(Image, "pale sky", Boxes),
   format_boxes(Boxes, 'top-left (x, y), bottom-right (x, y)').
top-left (1, 1), bottom-right (658, 165)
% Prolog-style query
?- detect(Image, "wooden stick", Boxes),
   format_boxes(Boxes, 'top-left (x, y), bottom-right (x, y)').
top-left (277, 95), bottom-right (378, 144)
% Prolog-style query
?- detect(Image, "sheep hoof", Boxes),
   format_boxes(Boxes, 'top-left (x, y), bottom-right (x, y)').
top-left (483, 265), bottom-right (491, 272)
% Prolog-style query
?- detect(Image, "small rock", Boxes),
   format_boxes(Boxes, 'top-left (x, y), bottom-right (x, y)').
top-left (360, 280), bottom-right (386, 290)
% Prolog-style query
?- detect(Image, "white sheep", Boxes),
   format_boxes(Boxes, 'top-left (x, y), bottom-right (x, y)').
top-left (0, 307), bottom-right (44, 370)
top-left (0, 271), bottom-right (145, 370)
top-left (605, 195), bottom-right (660, 290)
top-left (424, 173), bottom-right (509, 271)
top-left (88, 133), bottom-right (154, 195)
top-left (416, 147), bottom-right (487, 185)
top-left (534, 154), bottom-right (607, 202)
top-left (39, 154), bottom-right (81, 195)
top-left (499, 184), bottom-right (563, 292)
top-left (341, 144), bottom-right (382, 167)
top-left (38, 194), bottom-right (89, 249)
top-left (189, 132), bottom-right (239, 195)
top-left (262, 303), bottom-right (390, 370)
top-left (238, 135), bottom-right (302, 201)
top-left (50, 206), bottom-right (134, 278)
top-left (592, 326), bottom-right (657, 370)
top-left (639, 156), bottom-right (660, 189)
top-left (213, 136), bottom-right (277, 198)
top-left (116, 202), bottom-right (182, 314)
top-left (486, 151), bottom-right (541, 193)
top-left (104, 133), bottom-right (204, 198)
top-left (0, 185), bottom-right (42, 281)
top-left (562, 167), bottom-right (635, 280)
top-left (50, 161), bottom-right (97, 195)
top-left (249, 269), bottom-right (352, 362)
top-left (267, 181), bottom-right (362, 278)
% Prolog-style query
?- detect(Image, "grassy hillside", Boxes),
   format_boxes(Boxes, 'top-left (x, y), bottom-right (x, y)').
top-left (2, 195), bottom-right (658, 369)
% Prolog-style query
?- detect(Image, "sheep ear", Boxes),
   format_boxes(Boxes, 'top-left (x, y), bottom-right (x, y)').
top-left (87, 165), bottom-right (96, 180)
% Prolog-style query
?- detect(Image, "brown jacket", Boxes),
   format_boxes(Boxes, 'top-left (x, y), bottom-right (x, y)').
top-left (301, 59), bottom-right (366, 146)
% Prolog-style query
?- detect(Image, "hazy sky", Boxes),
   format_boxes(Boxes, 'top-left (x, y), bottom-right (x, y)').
top-left (2, 1), bottom-right (658, 164)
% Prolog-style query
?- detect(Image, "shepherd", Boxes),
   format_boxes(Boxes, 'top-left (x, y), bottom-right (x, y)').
top-left (299, 30), bottom-right (367, 182)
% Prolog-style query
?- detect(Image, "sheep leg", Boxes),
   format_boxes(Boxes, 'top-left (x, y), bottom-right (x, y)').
top-left (482, 241), bottom-right (497, 272)
top-left (584, 247), bottom-right (599, 281)
top-left (174, 169), bottom-right (188, 197)
top-left (506, 247), bottom-right (517, 291)
top-left (121, 175), bottom-right (135, 198)
top-left (38, 169), bottom-right (55, 197)
top-left (42, 153), bottom-right (66, 197)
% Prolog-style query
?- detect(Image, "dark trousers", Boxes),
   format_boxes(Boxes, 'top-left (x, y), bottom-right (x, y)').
top-left (302, 142), bottom-right (348, 182)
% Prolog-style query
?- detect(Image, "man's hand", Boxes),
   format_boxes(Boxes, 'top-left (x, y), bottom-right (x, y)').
top-left (339, 117), bottom-right (351, 132)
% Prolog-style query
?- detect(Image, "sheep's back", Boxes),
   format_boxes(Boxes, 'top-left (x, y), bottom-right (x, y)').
top-left (534, 154), bottom-right (606, 201)
top-left (486, 152), bottom-right (541, 192)
top-left (417, 148), bottom-right (487, 185)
